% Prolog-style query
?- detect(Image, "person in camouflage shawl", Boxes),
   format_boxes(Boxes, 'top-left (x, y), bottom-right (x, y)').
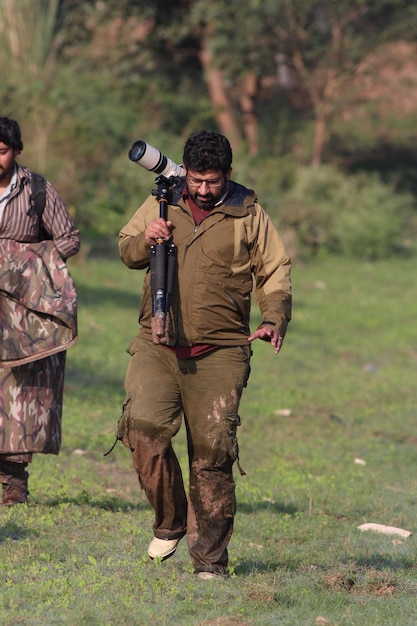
top-left (0, 116), bottom-right (80, 505)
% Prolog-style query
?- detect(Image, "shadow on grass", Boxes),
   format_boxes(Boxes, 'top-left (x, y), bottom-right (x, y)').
top-left (42, 494), bottom-right (148, 513)
top-left (354, 555), bottom-right (415, 572)
top-left (0, 521), bottom-right (33, 543)
top-left (238, 501), bottom-right (298, 515)
top-left (235, 555), bottom-right (416, 578)
top-left (234, 559), bottom-right (290, 576)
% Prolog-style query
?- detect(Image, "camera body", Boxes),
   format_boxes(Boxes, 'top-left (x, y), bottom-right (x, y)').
top-left (129, 140), bottom-right (185, 178)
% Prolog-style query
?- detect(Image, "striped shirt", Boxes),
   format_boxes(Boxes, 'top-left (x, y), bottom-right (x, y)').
top-left (0, 166), bottom-right (18, 221)
top-left (0, 164), bottom-right (80, 260)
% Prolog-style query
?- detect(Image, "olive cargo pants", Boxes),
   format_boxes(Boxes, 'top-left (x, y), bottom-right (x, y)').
top-left (119, 337), bottom-right (251, 575)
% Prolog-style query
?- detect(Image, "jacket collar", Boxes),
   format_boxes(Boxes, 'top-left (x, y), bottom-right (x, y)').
top-left (170, 178), bottom-right (256, 217)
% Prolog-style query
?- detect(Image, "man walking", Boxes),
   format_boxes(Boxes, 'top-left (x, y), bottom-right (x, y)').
top-left (117, 130), bottom-right (291, 578)
top-left (0, 116), bottom-right (80, 505)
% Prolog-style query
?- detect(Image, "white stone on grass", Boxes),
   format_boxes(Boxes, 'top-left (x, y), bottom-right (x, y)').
top-left (357, 523), bottom-right (412, 538)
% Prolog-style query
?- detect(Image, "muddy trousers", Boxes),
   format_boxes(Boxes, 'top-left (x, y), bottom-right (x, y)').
top-left (120, 338), bottom-right (251, 575)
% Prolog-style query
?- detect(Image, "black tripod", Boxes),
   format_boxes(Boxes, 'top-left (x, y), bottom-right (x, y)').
top-left (150, 175), bottom-right (176, 344)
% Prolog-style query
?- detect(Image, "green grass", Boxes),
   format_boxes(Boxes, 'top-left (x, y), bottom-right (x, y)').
top-left (1, 251), bottom-right (417, 625)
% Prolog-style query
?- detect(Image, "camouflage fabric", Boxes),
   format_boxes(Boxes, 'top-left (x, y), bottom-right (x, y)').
top-left (0, 239), bottom-right (77, 366)
top-left (0, 240), bottom-right (77, 454)
top-left (0, 353), bottom-right (66, 454)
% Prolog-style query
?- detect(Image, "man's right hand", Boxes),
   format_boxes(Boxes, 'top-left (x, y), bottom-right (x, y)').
top-left (144, 218), bottom-right (173, 246)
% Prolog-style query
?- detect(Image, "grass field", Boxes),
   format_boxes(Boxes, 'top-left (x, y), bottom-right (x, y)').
top-left (1, 248), bottom-right (417, 625)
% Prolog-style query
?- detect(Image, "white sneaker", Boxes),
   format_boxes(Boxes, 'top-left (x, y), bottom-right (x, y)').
top-left (147, 537), bottom-right (180, 561)
top-left (196, 571), bottom-right (226, 580)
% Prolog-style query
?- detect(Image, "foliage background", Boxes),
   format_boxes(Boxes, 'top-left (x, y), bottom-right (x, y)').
top-left (1, 0), bottom-right (417, 259)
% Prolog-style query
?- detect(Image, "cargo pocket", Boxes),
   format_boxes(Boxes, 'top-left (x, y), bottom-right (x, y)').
top-left (116, 393), bottom-right (134, 442)
top-left (103, 396), bottom-right (133, 458)
top-left (224, 412), bottom-right (246, 476)
top-left (224, 412), bottom-right (241, 462)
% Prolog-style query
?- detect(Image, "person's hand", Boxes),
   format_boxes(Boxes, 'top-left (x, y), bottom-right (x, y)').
top-left (144, 218), bottom-right (173, 246)
top-left (248, 326), bottom-right (283, 354)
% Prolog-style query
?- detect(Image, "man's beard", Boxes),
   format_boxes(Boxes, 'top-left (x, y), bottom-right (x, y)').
top-left (0, 163), bottom-right (14, 181)
top-left (188, 180), bottom-right (229, 211)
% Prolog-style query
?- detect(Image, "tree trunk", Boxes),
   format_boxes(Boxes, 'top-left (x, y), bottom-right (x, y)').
top-left (239, 72), bottom-right (259, 155)
top-left (311, 112), bottom-right (327, 166)
top-left (311, 89), bottom-right (335, 166)
top-left (198, 36), bottom-right (241, 149)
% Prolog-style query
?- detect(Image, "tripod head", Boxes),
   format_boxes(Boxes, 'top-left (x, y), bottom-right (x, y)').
top-left (152, 175), bottom-right (172, 204)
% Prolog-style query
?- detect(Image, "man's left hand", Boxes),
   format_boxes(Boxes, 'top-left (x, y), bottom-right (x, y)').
top-left (248, 327), bottom-right (283, 354)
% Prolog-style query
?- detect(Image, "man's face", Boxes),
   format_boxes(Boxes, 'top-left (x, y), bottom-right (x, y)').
top-left (186, 168), bottom-right (231, 210)
top-left (0, 142), bottom-right (19, 184)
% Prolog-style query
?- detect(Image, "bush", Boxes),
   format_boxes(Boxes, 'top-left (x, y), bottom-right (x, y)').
top-left (279, 165), bottom-right (415, 259)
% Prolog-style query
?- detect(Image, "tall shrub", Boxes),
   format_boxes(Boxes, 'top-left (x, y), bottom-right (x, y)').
top-left (279, 165), bottom-right (414, 259)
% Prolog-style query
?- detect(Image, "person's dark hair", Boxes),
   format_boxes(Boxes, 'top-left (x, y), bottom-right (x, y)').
top-left (0, 116), bottom-right (23, 151)
top-left (183, 130), bottom-right (232, 173)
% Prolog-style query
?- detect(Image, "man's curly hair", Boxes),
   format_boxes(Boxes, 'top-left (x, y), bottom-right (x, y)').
top-left (183, 130), bottom-right (232, 174)
top-left (0, 116), bottom-right (23, 151)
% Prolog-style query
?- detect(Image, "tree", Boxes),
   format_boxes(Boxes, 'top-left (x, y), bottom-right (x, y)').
top-left (258, 0), bottom-right (417, 165)
top-left (152, 0), bottom-right (271, 154)
top-left (184, 0), bottom-right (417, 164)
top-left (271, 0), bottom-right (372, 165)
top-left (185, 0), bottom-right (268, 154)
top-left (0, 0), bottom-right (70, 169)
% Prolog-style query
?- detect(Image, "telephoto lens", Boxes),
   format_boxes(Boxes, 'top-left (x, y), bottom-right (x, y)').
top-left (129, 140), bottom-right (185, 178)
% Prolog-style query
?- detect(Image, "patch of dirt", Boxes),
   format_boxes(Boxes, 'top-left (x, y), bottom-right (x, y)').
top-left (356, 571), bottom-right (398, 597)
top-left (324, 569), bottom-right (399, 597)
top-left (324, 572), bottom-right (356, 592)
top-left (246, 590), bottom-right (277, 603)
